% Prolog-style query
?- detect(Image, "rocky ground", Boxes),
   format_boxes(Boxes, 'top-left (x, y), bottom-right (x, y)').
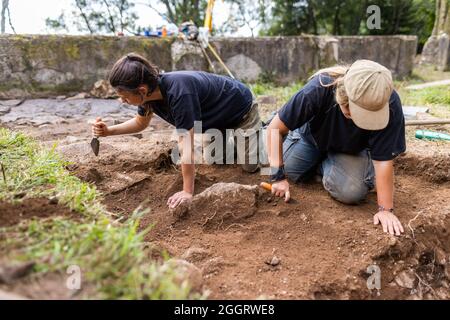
top-left (0, 97), bottom-right (449, 300)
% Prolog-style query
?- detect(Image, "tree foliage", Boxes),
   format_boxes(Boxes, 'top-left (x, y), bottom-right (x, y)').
top-left (1, 0), bottom-right (15, 34)
top-left (262, 0), bottom-right (436, 50)
top-left (46, 0), bottom-right (138, 34)
top-left (44, 0), bottom-right (438, 50)
top-left (146, 0), bottom-right (207, 27)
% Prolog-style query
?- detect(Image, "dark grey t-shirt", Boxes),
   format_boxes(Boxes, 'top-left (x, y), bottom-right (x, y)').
top-left (278, 74), bottom-right (406, 161)
top-left (138, 71), bottom-right (253, 132)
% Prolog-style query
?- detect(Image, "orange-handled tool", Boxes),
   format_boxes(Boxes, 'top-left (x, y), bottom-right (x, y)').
top-left (260, 182), bottom-right (272, 192)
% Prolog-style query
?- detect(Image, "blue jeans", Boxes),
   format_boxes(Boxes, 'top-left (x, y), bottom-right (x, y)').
top-left (283, 125), bottom-right (375, 204)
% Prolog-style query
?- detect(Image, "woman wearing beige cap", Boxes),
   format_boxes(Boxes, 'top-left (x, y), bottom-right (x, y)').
top-left (265, 60), bottom-right (406, 236)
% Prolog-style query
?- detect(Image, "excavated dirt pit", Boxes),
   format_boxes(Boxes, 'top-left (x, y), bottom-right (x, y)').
top-left (1, 117), bottom-right (449, 300)
top-left (64, 130), bottom-right (449, 300)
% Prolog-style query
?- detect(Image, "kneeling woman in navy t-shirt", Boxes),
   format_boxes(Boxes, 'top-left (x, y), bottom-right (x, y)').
top-left (92, 53), bottom-right (262, 210)
top-left (266, 60), bottom-right (406, 236)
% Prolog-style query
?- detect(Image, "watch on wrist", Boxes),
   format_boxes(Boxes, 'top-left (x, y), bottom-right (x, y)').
top-left (378, 205), bottom-right (394, 213)
top-left (270, 166), bottom-right (287, 182)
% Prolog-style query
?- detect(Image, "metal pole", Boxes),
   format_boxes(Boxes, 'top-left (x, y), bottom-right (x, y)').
top-left (405, 119), bottom-right (450, 126)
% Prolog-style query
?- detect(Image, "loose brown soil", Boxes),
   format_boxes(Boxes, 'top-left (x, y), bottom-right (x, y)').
top-left (102, 164), bottom-right (449, 300)
top-left (0, 198), bottom-right (74, 227)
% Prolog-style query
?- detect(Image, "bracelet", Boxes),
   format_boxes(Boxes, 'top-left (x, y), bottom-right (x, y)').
top-left (270, 166), bottom-right (287, 182)
top-left (378, 205), bottom-right (394, 213)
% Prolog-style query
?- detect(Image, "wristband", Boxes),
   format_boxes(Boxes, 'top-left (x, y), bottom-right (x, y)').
top-left (378, 205), bottom-right (394, 213)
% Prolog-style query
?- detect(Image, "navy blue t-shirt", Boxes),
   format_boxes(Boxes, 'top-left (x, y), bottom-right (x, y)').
top-left (137, 71), bottom-right (253, 132)
top-left (278, 74), bottom-right (406, 161)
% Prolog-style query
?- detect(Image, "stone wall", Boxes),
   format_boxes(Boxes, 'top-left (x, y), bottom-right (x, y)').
top-left (421, 34), bottom-right (450, 71)
top-left (0, 34), bottom-right (417, 99)
top-left (0, 35), bottom-right (173, 99)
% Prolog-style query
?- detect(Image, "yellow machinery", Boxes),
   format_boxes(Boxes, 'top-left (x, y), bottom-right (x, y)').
top-left (204, 0), bottom-right (215, 32)
top-left (200, 0), bottom-right (235, 78)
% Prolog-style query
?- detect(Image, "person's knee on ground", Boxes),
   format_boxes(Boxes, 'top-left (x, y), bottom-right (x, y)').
top-left (241, 163), bottom-right (259, 173)
top-left (322, 174), bottom-right (369, 204)
top-left (320, 150), bottom-right (373, 204)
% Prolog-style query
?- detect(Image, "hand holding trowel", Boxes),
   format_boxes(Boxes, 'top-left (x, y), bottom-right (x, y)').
top-left (91, 117), bottom-right (107, 156)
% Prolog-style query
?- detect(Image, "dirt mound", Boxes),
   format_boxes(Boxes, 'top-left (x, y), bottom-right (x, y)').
top-left (0, 198), bottom-right (74, 227)
top-left (396, 153), bottom-right (450, 183)
top-left (371, 208), bottom-right (449, 299)
top-left (60, 136), bottom-right (176, 194)
top-left (171, 182), bottom-right (259, 230)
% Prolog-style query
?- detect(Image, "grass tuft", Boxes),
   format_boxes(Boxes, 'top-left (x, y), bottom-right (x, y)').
top-left (0, 128), bottom-right (200, 299)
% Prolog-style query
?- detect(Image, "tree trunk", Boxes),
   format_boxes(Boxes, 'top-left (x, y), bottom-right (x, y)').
top-left (332, 2), bottom-right (342, 35)
top-left (75, 0), bottom-right (94, 34)
top-left (102, 0), bottom-right (117, 34)
top-left (432, 0), bottom-right (450, 35)
top-left (421, 0), bottom-right (450, 70)
top-left (1, 0), bottom-right (8, 34)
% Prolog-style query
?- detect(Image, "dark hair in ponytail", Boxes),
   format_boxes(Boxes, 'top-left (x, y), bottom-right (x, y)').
top-left (109, 53), bottom-right (160, 94)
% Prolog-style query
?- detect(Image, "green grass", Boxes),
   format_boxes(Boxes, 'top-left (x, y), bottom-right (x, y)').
top-left (393, 64), bottom-right (450, 118)
top-left (396, 85), bottom-right (450, 118)
top-left (248, 81), bottom-right (304, 121)
top-left (250, 81), bottom-right (304, 105)
top-left (400, 85), bottom-right (450, 106)
top-left (0, 128), bottom-right (199, 299)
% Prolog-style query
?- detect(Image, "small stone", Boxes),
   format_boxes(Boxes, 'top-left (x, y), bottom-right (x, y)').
top-left (202, 257), bottom-right (228, 275)
top-left (161, 259), bottom-right (203, 293)
top-left (270, 256), bottom-right (280, 266)
top-left (435, 248), bottom-right (447, 265)
top-left (181, 245), bottom-right (208, 263)
top-left (388, 236), bottom-right (398, 247)
top-left (170, 200), bottom-right (190, 220)
top-left (48, 196), bottom-right (59, 205)
top-left (395, 270), bottom-right (416, 289)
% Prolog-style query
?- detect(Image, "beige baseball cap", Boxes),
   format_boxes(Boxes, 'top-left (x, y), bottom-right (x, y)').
top-left (344, 60), bottom-right (394, 130)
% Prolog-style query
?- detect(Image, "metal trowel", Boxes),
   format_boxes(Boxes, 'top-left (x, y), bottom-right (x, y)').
top-left (90, 136), bottom-right (100, 156)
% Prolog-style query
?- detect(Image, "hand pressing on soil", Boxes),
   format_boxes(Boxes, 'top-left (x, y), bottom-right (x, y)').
top-left (168, 191), bottom-right (193, 209)
top-left (271, 179), bottom-right (291, 202)
top-left (92, 117), bottom-right (110, 137)
top-left (374, 211), bottom-right (404, 236)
